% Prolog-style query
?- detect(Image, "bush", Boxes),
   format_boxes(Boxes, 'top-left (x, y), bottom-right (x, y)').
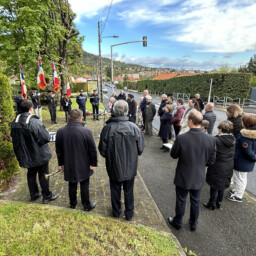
top-left (137, 73), bottom-right (252, 100)
top-left (0, 73), bottom-right (19, 186)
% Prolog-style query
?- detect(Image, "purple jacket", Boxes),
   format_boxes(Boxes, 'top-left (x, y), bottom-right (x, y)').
top-left (172, 105), bottom-right (185, 126)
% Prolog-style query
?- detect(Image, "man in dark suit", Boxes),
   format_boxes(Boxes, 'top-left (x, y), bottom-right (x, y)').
top-left (55, 109), bottom-right (97, 211)
top-left (168, 110), bottom-right (216, 231)
top-left (195, 93), bottom-right (204, 112)
top-left (203, 102), bottom-right (217, 135)
top-left (14, 91), bottom-right (24, 114)
top-left (90, 89), bottom-right (100, 121)
top-left (76, 90), bottom-right (87, 121)
top-left (127, 94), bottom-right (137, 123)
top-left (47, 91), bottom-right (58, 124)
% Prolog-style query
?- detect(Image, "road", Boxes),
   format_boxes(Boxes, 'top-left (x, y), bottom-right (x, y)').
top-left (103, 85), bottom-right (256, 197)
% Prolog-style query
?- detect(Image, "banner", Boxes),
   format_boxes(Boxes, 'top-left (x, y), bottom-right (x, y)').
top-left (37, 57), bottom-right (47, 89)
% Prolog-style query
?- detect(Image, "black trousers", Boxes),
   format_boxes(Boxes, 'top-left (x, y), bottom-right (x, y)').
top-left (79, 106), bottom-right (86, 120)
top-left (69, 178), bottom-right (90, 208)
top-left (209, 187), bottom-right (225, 205)
top-left (49, 107), bottom-right (56, 122)
top-left (173, 186), bottom-right (201, 229)
top-left (92, 105), bottom-right (99, 119)
top-left (109, 178), bottom-right (135, 219)
top-left (142, 111), bottom-right (146, 129)
top-left (173, 125), bottom-right (181, 137)
top-left (27, 163), bottom-right (51, 200)
top-left (64, 110), bottom-right (71, 122)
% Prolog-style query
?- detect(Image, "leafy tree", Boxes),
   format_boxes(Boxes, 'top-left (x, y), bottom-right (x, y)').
top-left (248, 55), bottom-right (256, 76)
top-left (105, 66), bottom-right (112, 78)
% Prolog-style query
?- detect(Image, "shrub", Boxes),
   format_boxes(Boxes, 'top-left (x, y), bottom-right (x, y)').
top-left (137, 73), bottom-right (252, 100)
top-left (0, 73), bottom-right (19, 186)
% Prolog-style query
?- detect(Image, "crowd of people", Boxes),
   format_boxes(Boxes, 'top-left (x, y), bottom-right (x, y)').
top-left (11, 88), bottom-right (256, 231)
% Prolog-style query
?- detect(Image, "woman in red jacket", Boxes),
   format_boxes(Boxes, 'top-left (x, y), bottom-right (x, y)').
top-left (172, 99), bottom-right (186, 136)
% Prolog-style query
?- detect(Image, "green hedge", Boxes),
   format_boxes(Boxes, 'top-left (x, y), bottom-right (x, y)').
top-left (137, 73), bottom-right (252, 100)
top-left (0, 73), bottom-right (19, 185)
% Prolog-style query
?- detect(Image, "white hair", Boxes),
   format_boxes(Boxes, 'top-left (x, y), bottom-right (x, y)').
top-left (161, 94), bottom-right (167, 99)
top-left (114, 100), bottom-right (128, 116)
top-left (145, 95), bottom-right (152, 100)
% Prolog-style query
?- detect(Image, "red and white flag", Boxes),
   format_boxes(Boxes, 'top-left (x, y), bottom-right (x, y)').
top-left (19, 64), bottom-right (27, 99)
top-left (37, 57), bottom-right (47, 89)
top-left (52, 61), bottom-right (60, 92)
top-left (66, 77), bottom-right (71, 97)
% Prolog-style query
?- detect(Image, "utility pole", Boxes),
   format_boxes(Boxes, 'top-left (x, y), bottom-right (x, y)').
top-left (98, 21), bottom-right (103, 103)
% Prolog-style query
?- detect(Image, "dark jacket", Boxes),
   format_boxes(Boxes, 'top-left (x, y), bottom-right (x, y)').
top-left (172, 105), bottom-right (185, 127)
top-left (47, 95), bottom-right (58, 110)
top-left (171, 128), bottom-right (216, 190)
top-left (56, 122), bottom-right (98, 182)
top-left (76, 94), bottom-right (87, 108)
top-left (159, 111), bottom-right (173, 140)
top-left (228, 115), bottom-right (242, 138)
top-left (98, 116), bottom-right (144, 182)
top-left (203, 110), bottom-right (217, 135)
top-left (14, 96), bottom-right (24, 114)
top-left (90, 93), bottom-right (100, 106)
top-left (206, 134), bottom-right (235, 189)
top-left (11, 113), bottom-right (51, 168)
top-left (234, 127), bottom-right (256, 172)
top-left (128, 99), bottom-right (137, 120)
top-left (140, 97), bottom-right (147, 112)
top-left (61, 98), bottom-right (72, 112)
top-left (145, 102), bottom-right (156, 122)
top-left (197, 98), bottom-right (204, 112)
top-left (117, 93), bottom-right (126, 101)
top-left (158, 99), bottom-right (167, 116)
top-left (30, 93), bottom-right (41, 108)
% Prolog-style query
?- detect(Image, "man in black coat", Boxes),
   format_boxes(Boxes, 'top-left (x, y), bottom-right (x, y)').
top-left (158, 94), bottom-right (168, 117)
top-left (76, 90), bottom-right (87, 121)
top-left (90, 89), bottom-right (100, 121)
top-left (47, 91), bottom-right (58, 124)
top-left (168, 110), bottom-right (216, 231)
top-left (14, 91), bottom-right (24, 114)
top-left (61, 94), bottom-right (72, 122)
top-left (203, 102), bottom-right (217, 135)
top-left (139, 89), bottom-right (149, 131)
top-left (99, 100), bottom-right (144, 221)
top-left (127, 94), bottom-right (137, 123)
top-left (11, 100), bottom-right (59, 203)
top-left (56, 109), bottom-right (98, 211)
top-left (30, 88), bottom-right (42, 120)
top-left (117, 90), bottom-right (126, 101)
top-left (195, 93), bottom-right (204, 112)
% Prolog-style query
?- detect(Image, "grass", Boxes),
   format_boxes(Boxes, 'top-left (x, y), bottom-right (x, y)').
top-left (0, 201), bottom-right (179, 256)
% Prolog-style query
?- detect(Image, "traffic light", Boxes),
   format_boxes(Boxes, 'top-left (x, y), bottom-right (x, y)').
top-left (143, 36), bottom-right (147, 47)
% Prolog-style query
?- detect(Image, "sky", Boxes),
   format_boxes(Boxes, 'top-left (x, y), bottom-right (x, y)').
top-left (69, 0), bottom-right (256, 70)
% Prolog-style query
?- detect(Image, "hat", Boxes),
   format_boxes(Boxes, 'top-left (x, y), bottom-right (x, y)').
top-left (64, 93), bottom-right (67, 96)
top-left (128, 94), bottom-right (134, 99)
top-left (80, 90), bottom-right (84, 92)
top-left (93, 89), bottom-right (97, 91)
top-left (31, 87), bottom-right (37, 90)
top-left (18, 91), bottom-right (22, 94)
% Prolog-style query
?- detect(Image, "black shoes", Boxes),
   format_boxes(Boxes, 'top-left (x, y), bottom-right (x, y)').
top-left (160, 146), bottom-right (165, 149)
top-left (70, 204), bottom-right (77, 209)
top-left (54, 121), bottom-right (58, 124)
top-left (190, 226), bottom-right (196, 231)
top-left (84, 202), bottom-right (96, 212)
top-left (168, 217), bottom-right (181, 230)
top-left (30, 193), bottom-right (42, 202)
top-left (216, 202), bottom-right (221, 209)
top-left (42, 193), bottom-right (59, 204)
top-left (203, 202), bottom-right (215, 210)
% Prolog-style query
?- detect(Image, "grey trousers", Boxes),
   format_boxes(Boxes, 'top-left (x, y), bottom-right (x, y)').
top-left (145, 120), bottom-right (153, 135)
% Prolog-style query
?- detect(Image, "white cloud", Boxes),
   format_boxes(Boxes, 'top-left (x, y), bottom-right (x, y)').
top-left (69, 0), bottom-right (124, 20)
top-left (118, 0), bottom-right (256, 53)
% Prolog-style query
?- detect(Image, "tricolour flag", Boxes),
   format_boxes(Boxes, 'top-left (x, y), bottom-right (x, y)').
top-left (19, 64), bottom-right (27, 99)
top-left (37, 57), bottom-right (47, 89)
top-left (66, 77), bottom-right (71, 97)
top-left (52, 61), bottom-right (60, 92)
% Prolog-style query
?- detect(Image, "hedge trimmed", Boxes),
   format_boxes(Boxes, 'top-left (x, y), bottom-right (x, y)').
top-left (137, 73), bottom-right (252, 100)
top-left (0, 73), bottom-right (19, 186)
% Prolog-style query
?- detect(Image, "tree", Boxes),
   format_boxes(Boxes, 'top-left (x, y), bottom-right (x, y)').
top-left (105, 66), bottom-right (112, 78)
top-left (248, 55), bottom-right (256, 76)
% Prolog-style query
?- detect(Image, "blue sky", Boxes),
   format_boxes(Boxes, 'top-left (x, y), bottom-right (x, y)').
top-left (69, 0), bottom-right (256, 70)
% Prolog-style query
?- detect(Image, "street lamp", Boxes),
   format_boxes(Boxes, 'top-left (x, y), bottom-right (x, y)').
top-left (98, 21), bottom-right (118, 103)
top-left (111, 36), bottom-right (147, 92)
top-left (208, 78), bottom-right (213, 102)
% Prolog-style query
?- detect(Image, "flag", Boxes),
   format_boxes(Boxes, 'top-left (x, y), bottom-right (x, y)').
top-left (66, 77), bottom-right (71, 97)
top-left (37, 57), bottom-right (47, 89)
top-left (52, 61), bottom-right (60, 92)
top-left (19, 64), bottom-right (27, 99)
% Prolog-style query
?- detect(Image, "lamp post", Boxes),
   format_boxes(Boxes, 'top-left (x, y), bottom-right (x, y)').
top-left (208, 78), bottom-right (213, 102)
top-left (98, 21), bottom-right (118, 103)
top-left (111, 37), bottom-right (147, 93)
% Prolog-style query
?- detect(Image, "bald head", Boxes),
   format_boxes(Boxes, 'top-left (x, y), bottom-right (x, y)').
top-left (187, 110), bottom-right (203, 127)
top-left (195, 94), bottom-right (200, 99)
top-left (205, 102), bottom-right (214, 111)
top-left (143, 90), bottom-right (148, 96)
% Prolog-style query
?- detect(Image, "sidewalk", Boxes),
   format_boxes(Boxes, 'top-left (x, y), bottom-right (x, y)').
top-left (0, 113), bottom-right (185, 254)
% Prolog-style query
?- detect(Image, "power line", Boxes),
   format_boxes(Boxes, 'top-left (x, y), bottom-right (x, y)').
top-left (100, 0), bottom-right (113, 35)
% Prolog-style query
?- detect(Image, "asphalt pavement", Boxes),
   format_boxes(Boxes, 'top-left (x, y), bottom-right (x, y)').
top-left (104, 85), bottom-right (256, 197)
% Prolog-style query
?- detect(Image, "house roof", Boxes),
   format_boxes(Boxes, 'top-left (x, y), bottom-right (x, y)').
top-left (153, 73), bottom-right (197, 80)
top-left (84, 74), bottom-right (92, 79)
top-left (127, 77), bottom-right (140, 81)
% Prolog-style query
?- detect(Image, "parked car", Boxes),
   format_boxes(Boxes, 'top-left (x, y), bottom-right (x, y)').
top-left (103, 88), bottom-right (108, 93)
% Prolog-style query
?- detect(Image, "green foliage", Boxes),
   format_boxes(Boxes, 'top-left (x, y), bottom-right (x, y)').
top-left (137, 73), bottom-right (252, 100)
top-left (0, 201), bottom-right (179, 255)
top-left (72, 82), bottom-right (87, 92)
top-left (0, 73), bottom-right (19, 185)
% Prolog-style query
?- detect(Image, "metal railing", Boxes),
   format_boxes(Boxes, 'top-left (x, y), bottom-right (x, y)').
top-left (242, 98), bottom-right (256, 110)
top-left (213, 96), bottom-right (226, 108)
top-left (224, 97), bottom-right (241, 108)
